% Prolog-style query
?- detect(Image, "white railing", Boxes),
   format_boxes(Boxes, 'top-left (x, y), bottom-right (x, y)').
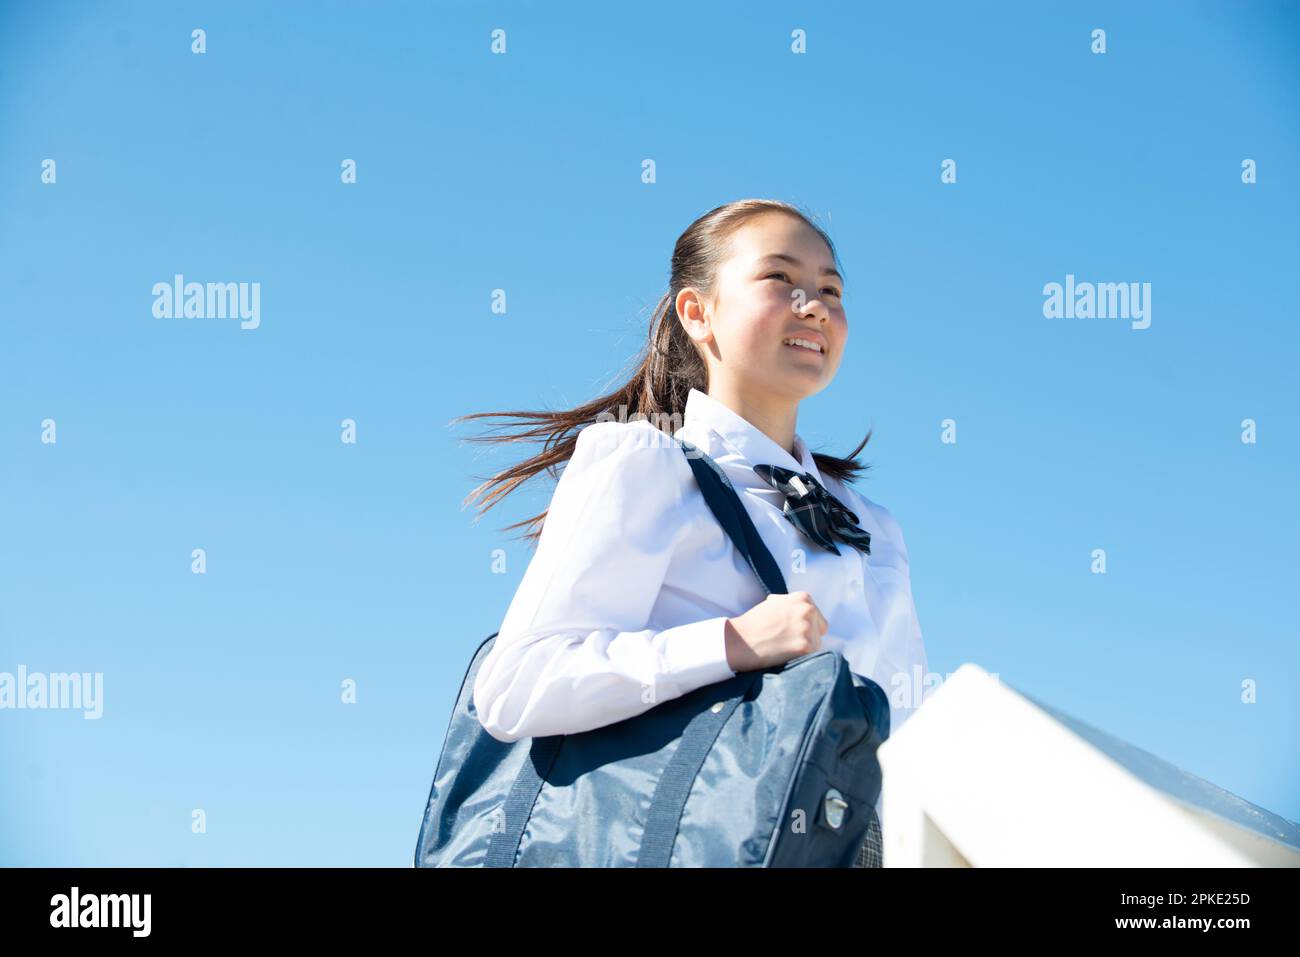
top-left (878, 664), bottom-right (1300, 867)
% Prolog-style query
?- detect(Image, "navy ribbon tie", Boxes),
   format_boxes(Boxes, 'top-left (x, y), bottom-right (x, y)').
top-left (752, 464), bottom-right (873, 557)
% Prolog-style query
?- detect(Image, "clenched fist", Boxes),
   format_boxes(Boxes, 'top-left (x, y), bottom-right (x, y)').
top-left (724, 591), bottom-right (828, 672)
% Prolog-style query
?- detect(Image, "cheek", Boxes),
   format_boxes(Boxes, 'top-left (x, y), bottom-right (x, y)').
top-left (755, 312), bottom-right (795, 354)
top-left (716, 288), bottom-right (795, 357)
top-left (830, 310), bottom-right (848, 340)
top-left (734, 299), bottom-right (789, 345)
top-left (826, 316), bottom-right (847, 371)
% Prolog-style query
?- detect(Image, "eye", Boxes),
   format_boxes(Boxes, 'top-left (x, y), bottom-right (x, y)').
top-left (764, 270), bottom-right (847, 297)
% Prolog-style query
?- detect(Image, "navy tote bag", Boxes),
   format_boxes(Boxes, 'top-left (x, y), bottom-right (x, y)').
top-left (414, 436), bottom-right (890, 867)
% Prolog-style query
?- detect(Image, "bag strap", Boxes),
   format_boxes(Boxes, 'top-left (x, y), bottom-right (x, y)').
top-left (483, 736), bottom-right (563, 867)
top-left (633, 437), bottom-right (787, 867)
top-left (636, 674), bottom-right (758, 867)
top-left (674, 437), bottom-right (788, 596)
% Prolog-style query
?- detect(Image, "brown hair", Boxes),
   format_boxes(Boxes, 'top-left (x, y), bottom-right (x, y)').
top-left (452, 198), bottom-right (873, 547)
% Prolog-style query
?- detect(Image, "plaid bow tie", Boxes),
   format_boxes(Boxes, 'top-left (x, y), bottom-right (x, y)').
top-left (752, 463), bottom-right (873, 557)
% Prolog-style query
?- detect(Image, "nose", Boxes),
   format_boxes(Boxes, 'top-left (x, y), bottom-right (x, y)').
top-left (798, 298), bottom-right (829, 323)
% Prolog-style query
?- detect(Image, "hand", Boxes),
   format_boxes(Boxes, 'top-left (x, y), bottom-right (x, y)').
top-left (724, 591), bottom-right (828, 673)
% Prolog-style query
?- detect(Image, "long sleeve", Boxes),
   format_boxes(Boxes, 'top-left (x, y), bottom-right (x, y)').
top-left (472, 420), bottom-right (738, 744)
top-left (859, 498), bottom-right (930, 716)
top-left (880, 506), bottom-right (929, 713)
top-left (835, 489), bottom-right (930, 846)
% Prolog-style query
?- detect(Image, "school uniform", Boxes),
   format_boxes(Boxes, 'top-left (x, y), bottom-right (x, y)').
top-left (473, 386), bottom-right (930, 863)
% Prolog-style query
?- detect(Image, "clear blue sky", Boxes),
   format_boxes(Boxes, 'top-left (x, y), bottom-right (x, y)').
top-left (2, 1), bottom-right (1297, 865)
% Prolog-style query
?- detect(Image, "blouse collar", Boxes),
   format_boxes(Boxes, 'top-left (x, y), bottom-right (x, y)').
top-left (683, 387), bottom-right (824, 483)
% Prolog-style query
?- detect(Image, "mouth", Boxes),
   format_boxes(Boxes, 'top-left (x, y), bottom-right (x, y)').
top-left (782, 336), bottom-right (826, 356)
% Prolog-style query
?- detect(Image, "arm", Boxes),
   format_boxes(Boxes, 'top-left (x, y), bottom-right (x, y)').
top-left (841, 484), bottom-right (931, 718)
top-left (874, 502), bottom-right (931, 715)
top-left (472, 420), bottom-right (738, 743)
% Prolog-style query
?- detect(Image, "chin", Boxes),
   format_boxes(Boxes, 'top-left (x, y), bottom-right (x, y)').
top-left (777, 376), bottom-right (827, 402)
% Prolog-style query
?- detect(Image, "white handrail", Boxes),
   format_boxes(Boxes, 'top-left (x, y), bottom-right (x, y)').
top-left (878, 663), bottom-right (1300, 867)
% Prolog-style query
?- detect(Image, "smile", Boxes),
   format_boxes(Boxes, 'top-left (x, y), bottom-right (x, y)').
top-left (782, 337), bottom-right (825, 355)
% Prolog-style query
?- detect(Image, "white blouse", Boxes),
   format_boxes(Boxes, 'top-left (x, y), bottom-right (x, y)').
top-left (473, 386), bottom-right (930, 834)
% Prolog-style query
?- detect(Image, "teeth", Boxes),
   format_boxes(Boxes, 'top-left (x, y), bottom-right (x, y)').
top-left (783, 338), bottom-right (823, 353)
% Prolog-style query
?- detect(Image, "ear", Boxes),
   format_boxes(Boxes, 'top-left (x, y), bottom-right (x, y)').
top-left (676, 287), bottom-right (713, 345)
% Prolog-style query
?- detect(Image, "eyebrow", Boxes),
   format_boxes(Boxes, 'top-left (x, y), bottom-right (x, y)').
top-left (757, 253), bottom-right (845, 285)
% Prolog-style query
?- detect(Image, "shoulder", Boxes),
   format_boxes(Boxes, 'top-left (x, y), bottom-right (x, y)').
top-left (544, 419), bottom-right (693, 542)
top-left (821, 474), bottom-right (910, 564)
top-left (571, 418), bottom-right (685, 464)
top-left (563, 419), bottom-right (692, 494)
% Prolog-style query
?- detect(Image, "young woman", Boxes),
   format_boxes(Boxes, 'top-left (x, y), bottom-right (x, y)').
top-left (453, 199), bottom-right (930, 866)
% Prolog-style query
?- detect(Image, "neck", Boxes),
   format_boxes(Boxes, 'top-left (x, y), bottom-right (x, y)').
top-left (707, 382), bottom-right (800, 460)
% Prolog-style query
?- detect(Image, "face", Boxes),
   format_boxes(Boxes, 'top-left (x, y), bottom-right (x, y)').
top-left (677, 212), bottom-right (847, 403)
